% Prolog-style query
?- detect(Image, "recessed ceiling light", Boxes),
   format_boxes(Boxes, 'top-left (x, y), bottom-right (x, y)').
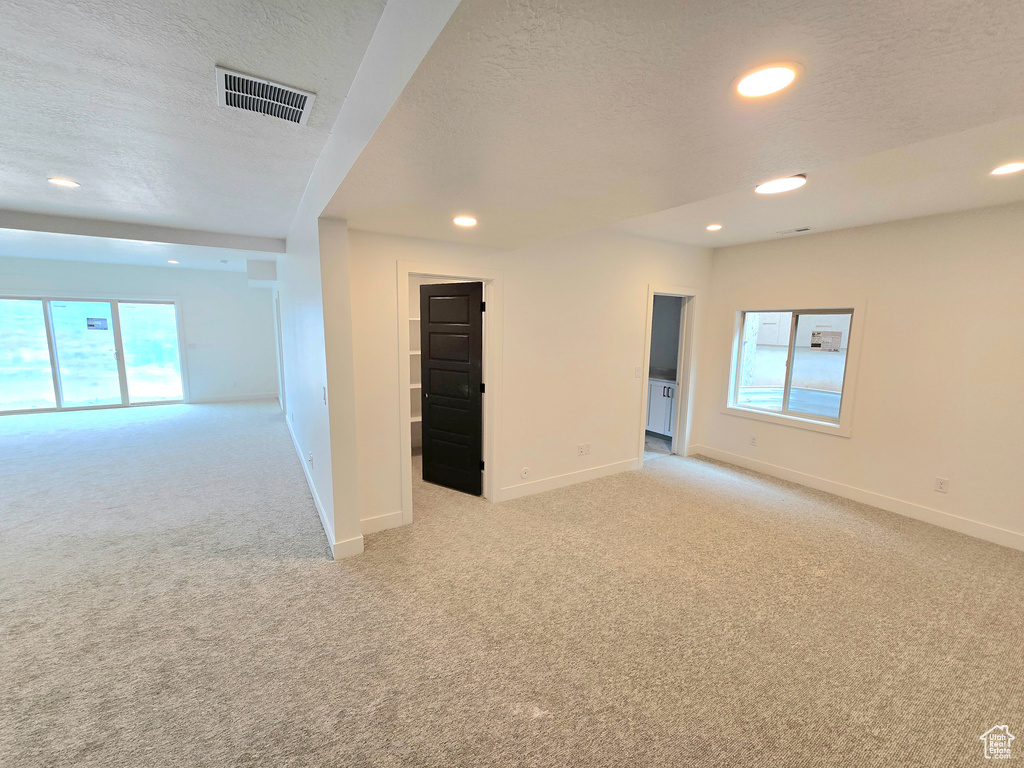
top-left (737, 64), bottom-right (799, 98)
top-left (991, 162), bottom-right (1024, 175)
top-left (167, 260), bottom-right (179, 264)
top-left (48, 177), bottom-right (80, 188)
top-left (453, 216), bottom-right (477, 227)
top-left (706, 224), bottom-right (723, 231)
top-left (755, 174), bottom-right (807, 194)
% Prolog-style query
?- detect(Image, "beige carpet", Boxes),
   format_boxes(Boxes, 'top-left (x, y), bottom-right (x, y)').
top-left (1, 402), bottom-right (1021, 767)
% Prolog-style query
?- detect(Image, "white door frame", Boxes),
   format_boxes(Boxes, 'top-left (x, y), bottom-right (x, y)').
top-left (397, 261), bottom-right (504, 525)
top-left (637, 284), bottom-right (698, 468)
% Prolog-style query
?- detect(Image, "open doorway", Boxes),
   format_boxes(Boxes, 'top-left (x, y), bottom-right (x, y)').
top-left (397, 263), bottom-right (503, 525)
top-left (637, 287), bottom-right (695, 467)
top-left (409, 276), bottom-right (483, 496)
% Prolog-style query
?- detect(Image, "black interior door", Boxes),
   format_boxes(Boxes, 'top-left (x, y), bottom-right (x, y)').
top-left (420, 282), bottom-right (484, 495)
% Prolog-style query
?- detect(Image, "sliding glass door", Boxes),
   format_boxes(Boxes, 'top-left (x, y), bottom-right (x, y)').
top-left (0, 296), bottom-right (184, 414)
top-left (118, 302), bottom-right (183, 403)
top-left (50, 300), bottom-right (123, 407)
top-left (0, 299), bottom-right (58, 412)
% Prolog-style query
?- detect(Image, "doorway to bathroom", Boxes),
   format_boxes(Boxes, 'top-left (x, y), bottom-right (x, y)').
top-left (637, 287), bottom-right (695, 467)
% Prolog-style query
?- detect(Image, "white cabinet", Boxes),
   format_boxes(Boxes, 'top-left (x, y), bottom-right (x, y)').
top-left (647, 378), bottom-right (676, 437)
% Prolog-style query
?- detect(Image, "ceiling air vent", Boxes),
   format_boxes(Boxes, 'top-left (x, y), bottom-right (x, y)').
top-left (215, 67), bottom-right (316, 126)
top-left (775, 226), bottom-right (813, 237)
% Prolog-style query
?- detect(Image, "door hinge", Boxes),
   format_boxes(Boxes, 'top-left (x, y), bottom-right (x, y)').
top-left (481, 301), bottom-right (486, 312)
top-left (480, 460), bottom-right (485, 470)
top-left (480, 382), bottom-right (485, 393)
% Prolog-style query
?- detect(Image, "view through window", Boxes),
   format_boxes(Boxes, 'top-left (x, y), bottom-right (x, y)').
top-left (733, 309), bottom-right (852, 423)
top-left (0, 297), bottom-right (184, 413)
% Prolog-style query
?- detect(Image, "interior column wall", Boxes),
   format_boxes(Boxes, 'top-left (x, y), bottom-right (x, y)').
top-left (318, 218), bottom-right (364, 556)
top-left (277, 214), bottom-right (337, 552)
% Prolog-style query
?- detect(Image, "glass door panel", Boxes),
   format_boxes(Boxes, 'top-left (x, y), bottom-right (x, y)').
top-left (0, 299), bottom-right (57, 412)
top-left (49, 301), bottom-right (123, 407)
top-left (118, 302), bottom-right (183, 403)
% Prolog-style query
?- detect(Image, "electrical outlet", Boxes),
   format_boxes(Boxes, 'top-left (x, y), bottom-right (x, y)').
top-left (520, 467), bottom-right (530, 479)
top-left (308, 452), bottom-right (314, 468)
top-left (577, 444), bottom-right (586, 456)
top-left (749, 436), bottom-right (757, 447)
top-left (935, 477), bottom-right (949, 494)
top-left (584, 443), bottom-right (591, 455)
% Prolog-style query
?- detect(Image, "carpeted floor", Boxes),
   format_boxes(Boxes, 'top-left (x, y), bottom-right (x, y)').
top-left (1, 401), bottom-right (1021, 767)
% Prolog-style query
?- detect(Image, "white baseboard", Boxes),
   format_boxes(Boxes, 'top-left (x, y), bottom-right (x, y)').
top-left (332, 534), bottom-right (364, 559)
top-left (497, 458), bottom-right (638, 502)
top-left (190, 393), bottom-right (279, 404)
top-left (690, 444), bottom-right (1024, 552)
top-left (286, 418), bottom-right (336, 555)
top-left (361, 510), bottom-right (405, 535)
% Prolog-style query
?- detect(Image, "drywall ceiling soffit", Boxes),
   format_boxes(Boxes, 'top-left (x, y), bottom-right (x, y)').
top-left (324, 0), bottom-right (1024, 249)
top-left (0, 227), bottom-right (274, 272)
top-left (615, 115), bottom-right (1024, 248)
top-left (0, 0), bottom-right (388, 238)
top-left (0, 210), bottom-right (284, 253)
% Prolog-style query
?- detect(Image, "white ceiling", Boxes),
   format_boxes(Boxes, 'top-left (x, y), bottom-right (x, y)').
top-left (0, 228), bottom-right (262, 272)
top-left (324, 0), bottom-right (1024, 249)
top-left (616, 116), bottom-right (1024, 247)
top-left (0, 0), bottom-right (387, 239)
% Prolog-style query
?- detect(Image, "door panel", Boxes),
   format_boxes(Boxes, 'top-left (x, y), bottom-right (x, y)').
top-left (429, 332), bottom-right (470, 361)
top-left (118, 302), bottom-right (184, 403)
top-left (647, 381), bottom-right (671, 437)
top-left (0, 299), bottom-right (56, 412)
top-left (420, 282), bottom-right (483, 495)
top-left (429, 369), bottom-right (470, 399)
top-left (49, 301), bottom-right (122, 407)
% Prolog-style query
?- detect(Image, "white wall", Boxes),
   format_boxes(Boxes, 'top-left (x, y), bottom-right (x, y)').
top-left (0, 255), bottom-right (278, 403)
top-left (692, 202), bottom-right (1024, 550)
top-left (276, 214), bottom-right (339, 553)
top-left (318, 218), bottom-right (363, 555)
top-left (345, 228), bottom-right (712, 527)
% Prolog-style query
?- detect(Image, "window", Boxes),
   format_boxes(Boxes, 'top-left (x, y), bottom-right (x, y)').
top-left (0, 296), bottom-right (185, 414)
top-left (730, 308), bottom-right (854, 427)
top-left (0, 299), bottom-right (57, 411)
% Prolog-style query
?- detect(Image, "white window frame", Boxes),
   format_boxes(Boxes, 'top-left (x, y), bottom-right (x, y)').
top-left (723, 304), bottom-right (863, 438)
top-left (0, 294), bottom-right (188, 415)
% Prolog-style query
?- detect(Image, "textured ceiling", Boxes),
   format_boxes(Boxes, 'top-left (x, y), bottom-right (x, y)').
top-left (0, 0), bottom-right (387, 238)
top-left (616, 116), bottom-right (1024, 247)
top-left (0, 229), bottom-right (257, 272)
top-left (325, 0), bottom-right (1024, 249)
